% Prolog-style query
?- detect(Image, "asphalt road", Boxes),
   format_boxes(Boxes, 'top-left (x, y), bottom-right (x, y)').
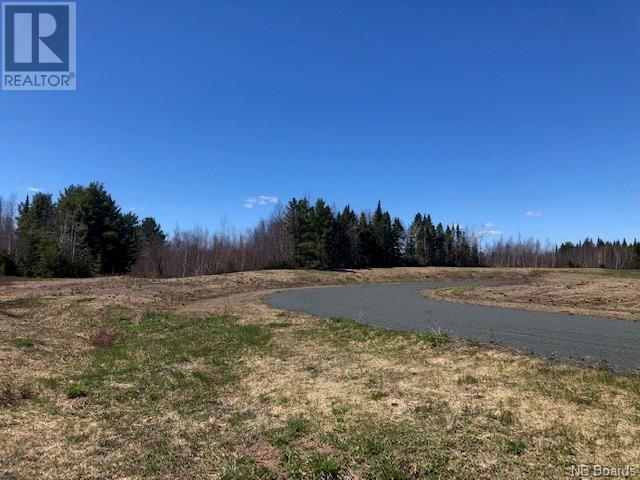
top-left (266, 281), bottom-right (640, 372)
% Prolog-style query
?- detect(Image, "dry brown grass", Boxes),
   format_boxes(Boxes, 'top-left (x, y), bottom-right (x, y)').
top-left (0, 267), bottom-right (639, 479)
top-left (423, 269), bottom-right (640, 320)
top-left (0, 383), bottom-right (33, 407)
top-left (88, 329), bottom-right (119, 348)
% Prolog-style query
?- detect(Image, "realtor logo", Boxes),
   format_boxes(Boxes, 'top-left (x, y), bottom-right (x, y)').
top-left (2, 2), bottom-right (76, 90)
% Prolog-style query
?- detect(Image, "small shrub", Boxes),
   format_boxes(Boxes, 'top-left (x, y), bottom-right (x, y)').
top-left (66, 384), bottom-right (89, 399)
top-left (89, 329), bottom-right (119, 348)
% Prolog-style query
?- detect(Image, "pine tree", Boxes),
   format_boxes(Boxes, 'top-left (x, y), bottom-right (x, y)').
top-left (57, 182), bottom-right (139, 275)
top-left (632, 241), bottom-right (640, 269)
top-left (330, 206), bottom-right (357, 268)
top-left (405, 213), bottom-right (421, 265)
top-left (390, 218), bottom-right (405, 264)
top-left (308, 199), bottom-right (334, 269)
top-left (355, 213), bottom-right (374, 267)
top-left (15, 193), bottom-right (58, 276)
top-left (434, 223), bottom-right (445, 266)
top-left (284, 198), bottom-right (313, 268)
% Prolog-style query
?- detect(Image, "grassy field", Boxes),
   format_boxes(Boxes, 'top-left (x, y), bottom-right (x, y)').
top-left (1, 268), bottom-right (639, 479)
top-left (423, 269), bottom-right (640, 321)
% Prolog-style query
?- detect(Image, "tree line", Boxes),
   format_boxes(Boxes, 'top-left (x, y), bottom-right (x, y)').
top-left (0, 183), bottom-right (292, 278)
top-left (484, 237), bottom-right (640, 269)
top-left (1, 183), bottom-right (639, 278)
top-left (284, 198), bottom-right (479, 269)
top-left (0, 183), bottom-right (145, 277)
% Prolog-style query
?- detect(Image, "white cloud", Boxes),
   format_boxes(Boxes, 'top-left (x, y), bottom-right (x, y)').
top-left (27, 186), bottom-right (42, 193)
top-left (243, 195), bottom-right (279, 209)
top-left (524, 210), bottom-right (543, 218)
top-left (475, 228), bottom-right (503, 238)
top-left (483, 222), bottom-right (495, 228)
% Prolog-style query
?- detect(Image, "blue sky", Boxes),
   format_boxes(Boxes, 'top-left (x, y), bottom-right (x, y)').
top-left (1, 0), bottom-right (639, 243)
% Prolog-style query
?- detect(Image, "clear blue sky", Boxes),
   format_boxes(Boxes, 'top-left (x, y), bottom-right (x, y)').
top-left (1, 0), bottom-right (639, 243)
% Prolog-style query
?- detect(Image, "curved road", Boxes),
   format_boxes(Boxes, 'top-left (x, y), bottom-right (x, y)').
top-left (267, 281), bottom-right (640, 372)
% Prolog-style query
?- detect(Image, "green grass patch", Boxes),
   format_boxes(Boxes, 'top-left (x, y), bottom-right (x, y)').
top-left (505, 439), bottom-right (526, 456)
top-left (219, 456), bottom-right (276, 480)
top-left (10, 337), bottom-right (37, 348)
top-left (66, 384), bottom-right (89, 399)
top-left (369, 457), bottom-right (408, 480)
top-left (370, 390), bottom-right (389, 401)
top-left (416, 330), bottom-right (451, 348)
top-left (309, 453), bottom-right (342, 479)
top-left (229, 410), bottom-right (256, 427)
top-left (268, 321), bottom-right (293, 329)
top-left (307, 317), bottom-right (451, 353)
top-left (359, 437), bottom-right (384, 456)
top-left (268, 416), bottom-right (310, 446)
top-left (69, 313), bottom-right (271, 418)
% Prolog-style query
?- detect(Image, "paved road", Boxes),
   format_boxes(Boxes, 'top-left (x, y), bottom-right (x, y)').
top-left (267, 281), bottom-right (640, 372)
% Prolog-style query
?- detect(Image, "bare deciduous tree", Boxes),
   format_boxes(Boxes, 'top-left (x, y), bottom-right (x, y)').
top-left (131, 210), bottom-right (293, 278)
top-left (482, 237), bottom-right (637, 269)
top-left (0, 195), bottom-right (17, 255)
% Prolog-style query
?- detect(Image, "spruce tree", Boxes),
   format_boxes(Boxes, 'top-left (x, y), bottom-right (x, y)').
top-left (632, 241), bottom-right (640, 269)
top-left (15, 193), bottom-right (58, 277)
top-left (355, 213), bottom-right (374, 267)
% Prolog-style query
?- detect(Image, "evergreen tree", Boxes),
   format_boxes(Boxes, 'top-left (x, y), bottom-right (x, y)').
top-left (434, 223), bottom-right (445, 266)
top-left (308, 199), bottom-right (334, 269)
top-left (285, 198), bottom-right (326, 268)
top-left (390, 218), bottom-right (405, 264)
top-left (632, 241), bottom-right (640, 269)
top-left (355, 213), bottom-right (375, 267)
top-left (15, 193), bottom-right (58, 276)
top-left (330, 206), bottom-right (357, 268)
top-left (57, 182), bottom-right (139, 274)
top-left (405, 213), bottom-right (421, 265)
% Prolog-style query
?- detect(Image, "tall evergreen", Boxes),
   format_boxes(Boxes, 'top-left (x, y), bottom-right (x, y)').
top-left (10, 183), bottom-right (142, 277)
top-left (330, 206), bottom-right (357, 268)
top-left (58, 182), bottom-right (138, 274)
top-left (632, 241), bottom-right (640, 269)
top-left (16, 193), bottom-right (58, 276)
top-left (355, 213), bottom-right (375, 267)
